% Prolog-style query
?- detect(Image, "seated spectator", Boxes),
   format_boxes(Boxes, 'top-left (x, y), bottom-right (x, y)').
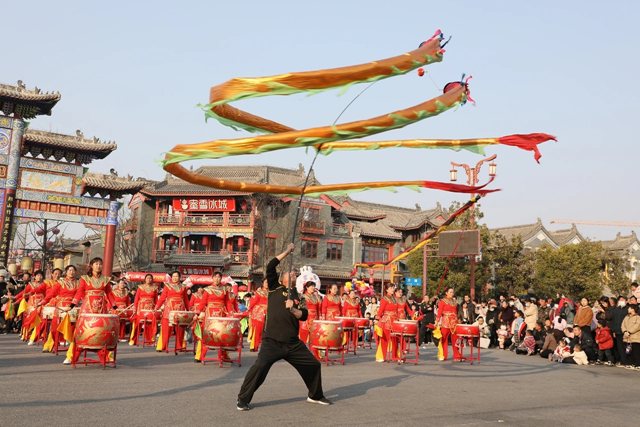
top-left (563, 344), bottom-right (589, 365)
top-left (498, 325), bottom-right (508, 349)
top-left (553, 311), bottom-right (567, 332)
top-left (516, 329), bottom-right (536, 355)
top-left (569, 326), bottom-right (596, 362)
top-left (533, 321), bottom-right (545, 351)
top-left (539, 328), bottom-right (558, 359)
top-left (594, 320), bottom-right (614, 366)
top-left (473, 316), bottom-right (490, 339)
top-left (551, 338), bottom-right (571, 362)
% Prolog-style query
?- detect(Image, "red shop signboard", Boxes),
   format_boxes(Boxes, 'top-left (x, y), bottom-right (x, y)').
top-left (179, 266), bottom-right (213, 276)
top-left (172, 198), bottom-right (236, 212)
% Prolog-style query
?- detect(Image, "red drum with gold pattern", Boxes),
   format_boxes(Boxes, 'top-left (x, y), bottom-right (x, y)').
top-left (392, 320), bottom-right (419, 336)
top-left (355, 318), bottom-right (369, 328)
top-left (455, 324), bottom-right (480, 337)
top-left (336, 317), bottom-right (355, 330)
top-left (74, 314), bottom-right (119, 350)
top-left (139, 309), bottom-right (160, 322)
top-left (202, 317), bottom-right (242, 349)
top-left (168, 310), bottom-right (196, 326)
top-left (310, 320), bottom-right (344, 350)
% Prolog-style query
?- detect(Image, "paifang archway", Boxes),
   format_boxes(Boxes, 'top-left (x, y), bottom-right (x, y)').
top-left (0, 81), bottom-right (145, 275)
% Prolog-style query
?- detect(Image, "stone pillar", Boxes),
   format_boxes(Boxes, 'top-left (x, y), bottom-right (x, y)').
top-left (103, 199), bottom-right (119, 277)
top-left (0, 117), bottom-right (25, 264)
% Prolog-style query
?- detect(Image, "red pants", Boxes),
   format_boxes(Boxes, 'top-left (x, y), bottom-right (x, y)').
top-left (119, 321), bottom-right (128, 340)
top-left (440, 327), bottom-right (461, 360)
top-left (377, 328), bottom-right (398, 361)
top-left (250, 321), bottom-right (264, 351)
top-left (158, 318), bottom-right (184, 352)
top-left (131, 313), bottom-right (157, 345)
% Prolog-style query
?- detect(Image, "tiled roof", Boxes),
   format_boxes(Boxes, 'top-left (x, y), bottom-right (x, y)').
top-left (308, 266), bottom-right (355, 280)
top-left (142, 263), bottom-right (172, 273)
top-left (24, 129), bottom-right (117, 155)
top-left (549, 225), bottom-right (585, 246)
top-left (492, 219), bottom-right (546, 243)
top-left (601, 232), bottom-right (639, 251)
top-left (353, 220), bottom-right (402, 239)
top-left (142, 165), bottom-right (316, 196)
top-left (0, 81), bottom-right (60, 118)
top-left (223, 264), bottom-right (253, 278)
top-left (82, 173), bottom-right (148, 198)
top-left (163, 253), bottom-right (230, 267)
top-left (340, 205), bottom-right (386, 220)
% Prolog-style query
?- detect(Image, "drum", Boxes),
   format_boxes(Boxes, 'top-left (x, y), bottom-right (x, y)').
top-left (73, 314), bottom-right (119, 350)
top-left (455, 324), bottom-right (480, 337)
top-left (201, 317), bottom-right (242, 349)
top-left (168, 311), bottom-right (196, 326)
top-left (232, 311), bottom-right (248, 319)
top-left (139, 309), bottom-right (160, 322)
top-left (310, 320), bottom-right (344, 350)
top-left (392, 320), bottom-right (419, 336)
top-left (118, 309), bottom-right (133, 321)
top-left (355, 318), bottom-right (369, 328)
top-left (42, 306), bottom-right (56, 320)
top-left (336, 317), bottom-right (355, 330)
top-left (59, 307), bottom-right (79, 323)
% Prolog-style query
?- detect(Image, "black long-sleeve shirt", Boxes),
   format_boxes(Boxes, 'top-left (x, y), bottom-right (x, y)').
top-left (263, 257), bottom-right (308, 343)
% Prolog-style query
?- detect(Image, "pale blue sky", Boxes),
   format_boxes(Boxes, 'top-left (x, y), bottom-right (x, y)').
top-left (5, 0), bottom-right (639, 240)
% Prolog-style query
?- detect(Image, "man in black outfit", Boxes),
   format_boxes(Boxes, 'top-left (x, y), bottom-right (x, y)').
top-left (237, 243), bottom-right (331, 411)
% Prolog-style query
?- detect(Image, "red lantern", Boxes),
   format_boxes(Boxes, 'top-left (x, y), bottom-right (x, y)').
top-left (202, 236), bottom-right (209, 246)
top-left (241, 200), bottom-right (248, 211)
top-left (369, 268), bottom-right (374, 276)
top-left (36, 229), bottom-right (45, 236)
top-left (237, 236), bottom-right (245, 247)
top-left (168, 236), bottom-right (176, 245)
top-left (52, 228), bottom-right (61, 235)
top-left (17, 249), bottom-right (24, 255)
top-left (369, 277), bottom-right (374, 285)
top-left (46, 241), bottom-right (55, 247)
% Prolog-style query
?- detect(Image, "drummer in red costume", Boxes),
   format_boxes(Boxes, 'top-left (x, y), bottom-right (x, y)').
top-left (193, 271), bottom-right (233, 361)
top-left (129, 274), bottom-right (159, 346)
top-left (40, 265), bottom-right (79, 364)
top-left (33, 268), bottom-right (62, 351)
top-left (113, 279), bottom-right (132, 342)
top-left (342, 289), bottom-right (362, 347)
top-left (155, 271), bottom-right (190, 352)
top-left (189, 285), bottom-right (204, 310)
top-left (248, 279), bottom-right (268, 352)
top-left (299, 281), bottom-right (321, 345)
top-left (16, 270), bottom-right (47, 344)
top-left (321, 284), bottom-right (341, 320)
top-left (69, 257), bottom-right (118, 364)
top-left (436, 287), bottom-right (462, 362)
top-left (375, 283), bottom-right (399, 362)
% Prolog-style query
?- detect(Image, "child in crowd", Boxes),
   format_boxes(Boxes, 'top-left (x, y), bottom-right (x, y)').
top-left (594, 320), bottom-right (614, 366)
top-left (551, 339), bottom-right (572, 362)
top-left (563, 344), bottom-right (589, 365)
top-left (516, 329), bottom-right (536, 355)
top-left (498, 325), bottom-right (509, 349)
top-left (509, 310), bottom-right (525, 351)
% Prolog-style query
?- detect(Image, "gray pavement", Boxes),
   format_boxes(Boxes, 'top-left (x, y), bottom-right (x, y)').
top-left (0, 335), bottom-right (636, 427)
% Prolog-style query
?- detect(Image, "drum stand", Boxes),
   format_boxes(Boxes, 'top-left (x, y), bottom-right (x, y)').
top-left (171, 325), bottom-right (196, 355)
top-left (137, 319), bottom-right (156, 347)
top-left (72, 346), bottom-right (117, 369)
top-left (343, 327), bottom-right (357, 355)
top-left (202, 337), bottom-right (243, 368)
top-left (391, 332), bottom-right (419, 365)
top-left (313, 345), bottom-right (345, 366)
top-left (457, 335), bottom-right (481, 364)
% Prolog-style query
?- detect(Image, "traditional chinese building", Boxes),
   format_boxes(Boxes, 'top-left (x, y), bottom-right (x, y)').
top-left (0, 80), bottom-right (145, 275)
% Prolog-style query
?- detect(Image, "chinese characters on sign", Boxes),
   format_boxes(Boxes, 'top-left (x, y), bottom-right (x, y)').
top-left (0, 192), bottom-right (15, 262)
top-left (179, 266), bottom-right (213, 276)
top-left (364, 238), bottom-right (388, 246)
top-left (172, 198), bottom-right (236, 212)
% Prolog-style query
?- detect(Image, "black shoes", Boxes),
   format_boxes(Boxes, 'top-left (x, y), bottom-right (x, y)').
top-left (237, 399), bottom-right (251, 411)
top-left (307, 397), bottom-right (332, 405)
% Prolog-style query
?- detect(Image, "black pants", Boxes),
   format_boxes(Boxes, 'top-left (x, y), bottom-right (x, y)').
top-left (238, 338), bottom-right (323, 404)
top-left (539, 349), bottom-right (553, 358)
top-left (630, 343), bottom-right (640, 367)
top-left (583, 346), bottom-right (597, 362)
top-left (597, 348), bottom-right (613, 363)
top-left (615, 335), bottom-right (628, 365)
top-left (418, 320), bottom-right (426, 345)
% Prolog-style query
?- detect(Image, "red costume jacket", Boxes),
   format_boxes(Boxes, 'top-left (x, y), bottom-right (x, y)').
top-left (250, 289), bottom-right (268, 323)
top-left (133, 284), bottom-right (159, 313)
top-left (196, 285), bottom-right (232, 317)
top-left (437, 298), bottom-right (458, 330)
top-left (342, 298), bottom-right (362, 318)
top-left (73, 275), bottom-right (116, 314)
top-left (155, 283), bottom-right (189, 319)
top-left (43, 278), bottom-right (78, 309)
top-left (321, 294), bottom-right (342, 320)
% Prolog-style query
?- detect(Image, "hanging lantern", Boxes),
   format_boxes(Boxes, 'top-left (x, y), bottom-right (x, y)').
top-left (369, 277), bottom-right (374, 285)
top-left (53, 258), bottom-right (64, 270)
top-left (21, 256), bottom-right (33, 272)
top-left (450, 168), bottom-right (458, 182)
top-left (202, 236), bottom-right (209, 246)
top-left (489, 161), bottom-right (497, 176)
top-left (52, 228), bottom-right (61, 235)
top-left (237, 236), bottom-right (245, 247)
top-left (17, 249), bottom-right (24, 255)
top-left (7, 264), bottom-right (18, 276)
top-left (36, 229), bottom-right (45, 236)
top-left (168, 235), bottom-right (176, 245)
top-left (46, 241), bottom-right (55, 247)
top-left (241, 200), bottom-right (248, 211)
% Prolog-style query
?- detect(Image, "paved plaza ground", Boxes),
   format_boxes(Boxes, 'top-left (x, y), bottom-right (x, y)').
top-left (0, 335), bottom-right (635, 427)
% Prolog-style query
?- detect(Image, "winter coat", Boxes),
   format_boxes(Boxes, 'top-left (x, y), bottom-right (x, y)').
top-left (485, 309), bottom-right (499, 327)
top-left (596, 306), bottom-right (615, 330)
top-left (572, 350), bottom-right (589, 365)
top-left (524, 304), bottom-right (538, 330)
top-left (622, 314), bottom-right (640, 344)
top-left (561, 304), bottom-right (575, 325)
top-left (499, 306), bottom-right (514, 326)
top-left (538, 305), bottom-right (551, 323)
top-left (575, 306), bottom-right (593, 328)
top-left (613, 306), bottom-right (629, 335)
top-left (542, 333), bottom-right (558, 352)
top-left (595, 327), bottom-right (614, 350)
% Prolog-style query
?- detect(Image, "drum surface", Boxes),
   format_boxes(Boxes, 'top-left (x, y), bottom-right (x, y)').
top-left (202, 317), bottom-right (242, 348)
top-left (168, 310), bottom-right (196, 326)
top-left (455, 324), bottom-right (480, 337)
top-left (392, 320), bottom-right (419, 336)
top-left (310, 320), bottom-right (344, 349)
top-left (74, 314), bottom-right (119, 350)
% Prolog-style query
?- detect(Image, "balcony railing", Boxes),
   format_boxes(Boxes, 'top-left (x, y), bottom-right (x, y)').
top-left (300, 219), bottom-right (325, 235)
top-left (330, 223), bottom-right (351, 237)
top-left (154, 250), bottom-right (172, 262)
top-left (155, 212), bottom-right (252, 227)
top-left (152, 248), bottom-right (256, 265)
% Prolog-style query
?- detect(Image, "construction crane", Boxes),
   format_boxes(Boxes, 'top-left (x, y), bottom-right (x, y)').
top-left (550, 219), bottom-right (640, 227)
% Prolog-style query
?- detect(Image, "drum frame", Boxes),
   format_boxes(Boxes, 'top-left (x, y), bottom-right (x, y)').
top-left (390, 320), bottom-right (420, 365)
top-left (72, 314), bottom-right (119, 370)
top-left (200, 317), bottom-right (243, 368)
top-left (310, 320), bottom-right (345, 366)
